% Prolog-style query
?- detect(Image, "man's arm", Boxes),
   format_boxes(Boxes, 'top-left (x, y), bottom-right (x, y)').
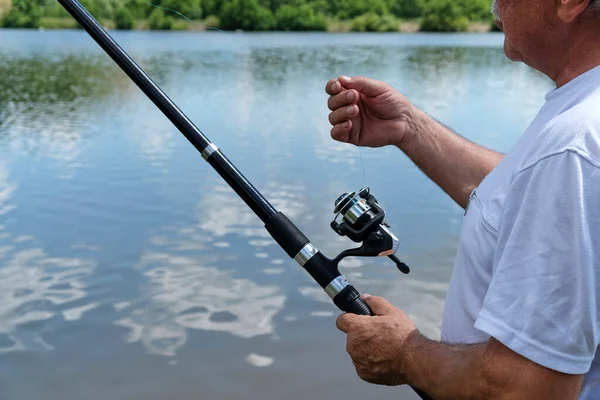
top-left (404, 333), bottom-right (584, 400)
top-left (398, 107), bottom-right (504, 209)
top-left (336, 296), bottom-right (584, 400)
top-left (326, 76), bottom-right (503, 209)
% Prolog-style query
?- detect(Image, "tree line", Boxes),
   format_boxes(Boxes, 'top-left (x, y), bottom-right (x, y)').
top-left (1, 0), bottom-right (497, 32)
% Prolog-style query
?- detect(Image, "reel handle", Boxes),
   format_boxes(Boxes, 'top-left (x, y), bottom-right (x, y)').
top-left (389, 254), bottom-right (411, 274)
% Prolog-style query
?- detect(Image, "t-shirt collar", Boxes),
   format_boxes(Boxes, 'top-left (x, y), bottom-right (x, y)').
top-left (545, 64), bottom-right (600, 102)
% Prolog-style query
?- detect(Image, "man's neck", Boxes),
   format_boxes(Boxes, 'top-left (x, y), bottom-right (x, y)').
top-left (553, 25), bottom-right (600, 87)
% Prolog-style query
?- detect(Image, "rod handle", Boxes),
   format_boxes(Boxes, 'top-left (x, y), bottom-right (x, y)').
top-left (340, 289), bottom-right (373, 316)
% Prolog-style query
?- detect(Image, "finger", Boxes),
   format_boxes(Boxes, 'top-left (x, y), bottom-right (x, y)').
top-left (331, 120), bottom-right (352, 143)
top-left (336, 313), bottom-right (361, 333)
top-left (338, 75), bottom-right (388, 97)
top-left (327, 89), bottom-right (358, 111)
top-left (326, 78), bottom-right (342, 95)
top-left (328, 104), bottom-right (358, 126)
top-left (363, 295), bottom-right (397, 316)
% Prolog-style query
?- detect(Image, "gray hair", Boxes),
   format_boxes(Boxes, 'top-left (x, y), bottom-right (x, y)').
top-left (492, 0), bottom-right (600, 20)
top-left (490, 0), bottom-right (500, 21)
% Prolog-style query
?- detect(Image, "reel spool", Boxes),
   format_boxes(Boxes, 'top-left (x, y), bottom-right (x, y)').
top-left (331, 188), bottom-right (410, 274)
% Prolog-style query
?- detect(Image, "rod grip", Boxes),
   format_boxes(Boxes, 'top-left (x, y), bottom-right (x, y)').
top-left (344, 294), bottom-right (373, 316)
top-left (333, 285), bottom-right (373, 316)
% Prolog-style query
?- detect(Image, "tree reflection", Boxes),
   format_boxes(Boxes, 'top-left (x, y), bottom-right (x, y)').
top-left (0, 55), bottom-right (123, 105)
top-left (0, 54), bottom-right (130, 155)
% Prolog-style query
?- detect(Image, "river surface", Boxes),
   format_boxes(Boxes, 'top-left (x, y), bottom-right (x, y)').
top-left (0, 30), bottom-right (553, 400)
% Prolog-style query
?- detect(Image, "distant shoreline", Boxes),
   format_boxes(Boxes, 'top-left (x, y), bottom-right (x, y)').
top-left (0, 17), bottom-right (495, 33)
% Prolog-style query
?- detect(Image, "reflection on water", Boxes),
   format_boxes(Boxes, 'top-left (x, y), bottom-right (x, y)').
top-left (0, 159), bottom-right (96, 354)
top-left (0, 31), bottom-right (553, 400)
top-left (197, 183), bottom-right (308, 239)
top-left (116, 251), bottom-right (285, 357)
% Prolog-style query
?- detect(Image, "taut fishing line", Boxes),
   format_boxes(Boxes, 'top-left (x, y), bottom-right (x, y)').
top-left (357, 147), bottom-right (368, 189)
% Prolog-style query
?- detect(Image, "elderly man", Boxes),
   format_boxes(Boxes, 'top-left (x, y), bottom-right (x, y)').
top-left (326, 0), bottom-right (600, 398)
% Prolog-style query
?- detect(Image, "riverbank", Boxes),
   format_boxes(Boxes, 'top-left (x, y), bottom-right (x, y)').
top-left (21, 17), bottom-right (494, 32)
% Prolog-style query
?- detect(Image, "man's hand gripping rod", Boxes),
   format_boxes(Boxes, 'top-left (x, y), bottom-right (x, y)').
top-left (55, 1), bottom-right (431, 398)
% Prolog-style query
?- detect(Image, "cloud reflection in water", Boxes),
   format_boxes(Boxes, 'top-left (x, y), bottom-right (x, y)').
top-left (0, 160), bottom-right (97, 354)
top-left (115, 252), bottom-right (285, 357)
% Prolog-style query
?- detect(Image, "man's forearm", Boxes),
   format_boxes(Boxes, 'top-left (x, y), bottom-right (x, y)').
top-left (401, 333), bottom-right (582, 400)
top-left (396, 108), bottom-right (504, 209)
top-left (402, 332), bottom-right (494, 400)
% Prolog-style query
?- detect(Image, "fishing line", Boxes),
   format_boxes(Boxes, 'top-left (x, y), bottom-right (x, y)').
top-left (142, 0), bottom-right (224, 32)
top-left (357, 146), bottom-right (368, 189)
top-left (340, 262), bottom-right (372, 294)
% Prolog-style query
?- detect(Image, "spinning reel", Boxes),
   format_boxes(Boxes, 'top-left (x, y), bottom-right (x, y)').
top-left (330, 188), bottom-right (410, 274)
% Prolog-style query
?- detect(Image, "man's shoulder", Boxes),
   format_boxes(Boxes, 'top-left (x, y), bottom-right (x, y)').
top-left (524, 90), bottom-right (600, 170)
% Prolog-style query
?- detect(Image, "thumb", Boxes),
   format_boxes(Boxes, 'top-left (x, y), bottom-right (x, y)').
top-left (362, 294), bottom-right (396, 316)
top-left (338, 76), bottom-right (388, 97)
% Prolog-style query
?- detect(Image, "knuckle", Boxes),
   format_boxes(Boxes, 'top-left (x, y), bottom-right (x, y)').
top-left (328, 112), bottom-right (336, 125)
top-left (330, 109), bottom-right (344, 125)
top-left (327, 96), bottom-right (335, 111)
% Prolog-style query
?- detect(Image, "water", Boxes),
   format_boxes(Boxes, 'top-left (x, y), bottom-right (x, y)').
top-left (0, 30), bottom-right (553, 399)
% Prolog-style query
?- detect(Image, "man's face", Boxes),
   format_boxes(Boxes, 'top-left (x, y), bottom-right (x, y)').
top-left (492, 0), bottom-right (558, 67)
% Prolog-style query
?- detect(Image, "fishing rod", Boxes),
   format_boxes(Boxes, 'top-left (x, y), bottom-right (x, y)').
top-left (56, 1), bottom-right (432, 399)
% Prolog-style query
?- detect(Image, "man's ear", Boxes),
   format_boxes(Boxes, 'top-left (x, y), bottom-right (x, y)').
top-left (557, 0), bottom-right (591, 22)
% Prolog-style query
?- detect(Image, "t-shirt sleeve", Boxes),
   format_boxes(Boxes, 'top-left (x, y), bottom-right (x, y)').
top-left (474, 150), bottom-right (600, 374)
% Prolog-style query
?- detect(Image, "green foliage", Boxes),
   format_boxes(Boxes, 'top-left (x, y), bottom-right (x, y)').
top-left (40, 2), bottom-right (71, 18)
top-left (148, 8), bottom-right (173, 29)
top-left (78, 0), bottom-right (118, 19)
top-left (39, 17), bottom-right (79, 29)
top-left (331, 0), bottom-right (389, 19)
top-left (275, 4), bottom-right (326, 31)
top-left (114, 6), bottom-right (134, 29)
top-left (204, 15), bottom-right (221, 29)
top-left (5, 0), bottom-right (494, 31)
top-left (260, 0), bottom-right (299, 12)
top-left (2, 0), bottom-right (44, 28)
top-left (307, 0), bottom-right (328, 15)
top-left (220, 0), bottom-right (275, 31)
top-left (420, 14), bottom-right (468, 32)
top-left (459, 0), bottom-right (492, 20)
top-left (203, 0), bottom-right (223, 17)
top-left (156, 0), bottom-right (202, 20)
top-left (350, 12), bottom-right (398, 32)
top-left (389, 0), bottom-right (423, 18)
top-left (420, 0), bottom-right (470, 32)
top-left (2, 9), bottom-right (35, 27)
top-left (123, 0), bottom-right (150, 19)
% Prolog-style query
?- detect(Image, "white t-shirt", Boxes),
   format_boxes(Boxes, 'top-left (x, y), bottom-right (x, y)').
top-left (441, 65), bottom-right (600, 398)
